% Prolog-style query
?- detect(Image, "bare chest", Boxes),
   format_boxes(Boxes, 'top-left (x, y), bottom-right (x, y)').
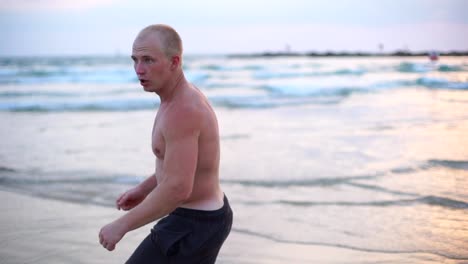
top-left (151, 115), bottom-right (165, 160)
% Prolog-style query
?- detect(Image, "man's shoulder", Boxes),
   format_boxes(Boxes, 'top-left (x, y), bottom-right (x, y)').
top-left (174, 86), bottom-right (209, 118)
top-left (170, 96), bottom-right (204, 120)
top-left (161, 102), bottom-right (203, 139)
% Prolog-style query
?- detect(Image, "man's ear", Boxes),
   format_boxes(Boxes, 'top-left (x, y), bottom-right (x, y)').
top-left (170, 55), bottom-right (181, 70)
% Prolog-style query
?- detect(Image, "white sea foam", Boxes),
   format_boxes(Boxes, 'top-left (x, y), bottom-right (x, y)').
top-left (1, 56), bottom-right (467, 111)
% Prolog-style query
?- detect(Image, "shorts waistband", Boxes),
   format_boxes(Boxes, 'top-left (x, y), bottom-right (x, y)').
top-left (171, 194), bottom-right (230, 221)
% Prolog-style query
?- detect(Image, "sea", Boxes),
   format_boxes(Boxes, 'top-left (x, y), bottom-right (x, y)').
top-left (0, 55), bottom-right (467, 263)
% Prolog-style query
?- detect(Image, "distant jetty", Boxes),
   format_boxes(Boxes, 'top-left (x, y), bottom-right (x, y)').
top-left (229, 50), bottom-right (468, 58)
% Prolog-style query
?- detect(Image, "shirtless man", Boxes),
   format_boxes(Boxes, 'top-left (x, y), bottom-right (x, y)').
top-left (99, 24), bottom-right (232, 264)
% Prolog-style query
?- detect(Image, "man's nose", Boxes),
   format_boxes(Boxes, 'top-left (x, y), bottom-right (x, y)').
top-left (135, 63), bottom-right (145, 75)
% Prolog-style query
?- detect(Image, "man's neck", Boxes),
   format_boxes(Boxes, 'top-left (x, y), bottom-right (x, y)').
top-left (158, 71), bottom-right (186, 103)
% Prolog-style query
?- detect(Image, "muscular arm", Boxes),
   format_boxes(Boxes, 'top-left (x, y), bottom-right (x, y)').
top-left (99, 105), bottom-right (202, 251)
top-left (115, 113), bottom-right (200, 233)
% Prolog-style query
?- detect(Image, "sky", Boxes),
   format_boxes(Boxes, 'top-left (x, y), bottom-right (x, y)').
top-left (1, 0), bottom-right (467, 56)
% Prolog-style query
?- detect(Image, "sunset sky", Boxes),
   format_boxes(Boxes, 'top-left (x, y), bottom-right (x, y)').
top-left (1, 0), bottom-right (467, 56)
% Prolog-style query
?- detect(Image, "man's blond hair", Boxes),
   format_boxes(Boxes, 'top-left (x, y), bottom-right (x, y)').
top-left (139, 24), bottom-right (183, 60)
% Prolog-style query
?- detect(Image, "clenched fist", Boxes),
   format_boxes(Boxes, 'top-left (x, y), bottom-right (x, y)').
top-left (99, 220), bottom-right (127, 251)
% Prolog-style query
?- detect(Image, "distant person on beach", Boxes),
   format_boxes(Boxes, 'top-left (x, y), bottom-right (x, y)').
top-left (98, 24), bottom-right (232, 263)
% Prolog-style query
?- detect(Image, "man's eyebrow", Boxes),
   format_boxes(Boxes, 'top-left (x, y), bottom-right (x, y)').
top-left (131, 55), bottom-right (153, 61)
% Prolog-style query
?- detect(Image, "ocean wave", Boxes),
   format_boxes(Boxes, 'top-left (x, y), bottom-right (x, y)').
top-left (0, 87), bottom-right (140, 98)
top-left (5, 168), bottom-right (465, 211)
top-left (0, 68), bottom-right (210, 85)
top-left (232, 228), bottom-right (468, 260)
top-left (396, 62), bottom-right (467, 73)
top-left (1, 78), bottom-right (466, 112)
top-left (184, 71), bottom-right (211, 83)
top-left (2, 57), bottom-right (467, 86)
top-left (0, 166), bottom-right (16, 172)
top-left (257, 79), bottom-right (411, 98)
top-left (416, 77), bottom-right (468, 90)
top-left (0, 56), bottom-right (131, 67)
top-left (0, 90), bottom-right (82, 98)
top-left (261, 84), bottom-right (366, 97)
top-left (1, 95), bottom-right (309, 112)
top-left (190, 64), bottom-right (265, 71)
top-left (209, 95), bottom-right (343, 109)
top-left (253, 68), bottom-right (366, 79)
top-left (0, 67), bottom-right (137, 84)
top-left (0, 167), bottom-right (140, 185)
top-left (396, 62), bottom-right (436, 73)
top-left (345, 182), bottom-right (419, 197)
top-left (0, 97), bottom-right (159, 112)
top-left (260, 78), bottom-right (468, 98)
top-left (1, 56), bottom-right (467, 111)
top-left (438, 64), bottom-right (466, 72)
top-left (426, 159), bottom-right (468, 170)
top-left (270, 195), bottom-right (468, 210)
top-left (221, 174), bottom-right (381, 188)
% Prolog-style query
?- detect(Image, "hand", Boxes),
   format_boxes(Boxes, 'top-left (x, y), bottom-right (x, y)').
top-left (99, 220), bottom-right (127, 251)
top-left (116, 187), bottom-right (146, 211)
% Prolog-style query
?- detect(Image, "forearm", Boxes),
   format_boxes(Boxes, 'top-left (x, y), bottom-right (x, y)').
top-left (118, 183), bottom-right (188, 233)
top-left (137, 173), bottom-right (158, 195)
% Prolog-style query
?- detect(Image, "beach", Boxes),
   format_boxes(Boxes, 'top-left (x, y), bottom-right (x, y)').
top-left (1, 189), bottom-right (464, 264)
top-left (1, 55), bottom-right (467, 263)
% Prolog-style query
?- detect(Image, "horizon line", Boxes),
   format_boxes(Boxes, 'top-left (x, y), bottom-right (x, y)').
top-left (1, 49), bottom-right (468, 58)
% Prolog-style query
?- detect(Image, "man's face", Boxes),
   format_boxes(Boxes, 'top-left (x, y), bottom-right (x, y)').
top-left (131, 33), bottom-right (171, 93)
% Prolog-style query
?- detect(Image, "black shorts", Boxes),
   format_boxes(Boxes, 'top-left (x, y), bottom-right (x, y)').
top-left (126, 195), bottom-right (233, 264)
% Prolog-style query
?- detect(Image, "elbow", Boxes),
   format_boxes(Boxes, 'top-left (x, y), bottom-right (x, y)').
top-left (170, 184), bottom-right (192, 204)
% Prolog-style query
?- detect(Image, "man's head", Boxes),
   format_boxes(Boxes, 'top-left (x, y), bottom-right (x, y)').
top-left (137, 24), bottom-right (183, 61)
top-left (132, 24), bottom-right (183, 93)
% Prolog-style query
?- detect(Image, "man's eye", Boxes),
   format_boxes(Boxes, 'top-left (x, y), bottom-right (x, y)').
top-left (144, 58), bottom-right (153, 63)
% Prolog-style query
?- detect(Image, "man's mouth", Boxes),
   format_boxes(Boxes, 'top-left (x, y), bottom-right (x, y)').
top-left (139, 79), bottom-right (149, 86)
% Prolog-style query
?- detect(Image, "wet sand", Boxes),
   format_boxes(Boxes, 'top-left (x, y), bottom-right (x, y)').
top-left (1, 189), bottom-right (462, 264)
